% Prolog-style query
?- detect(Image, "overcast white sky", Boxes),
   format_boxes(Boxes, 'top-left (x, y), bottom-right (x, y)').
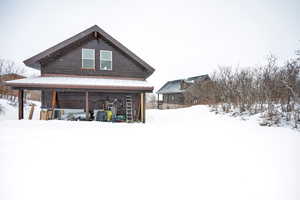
top-left (0, 0), bottom-right (300, 90)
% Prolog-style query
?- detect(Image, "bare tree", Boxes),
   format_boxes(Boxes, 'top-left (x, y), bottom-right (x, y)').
top-left (0, 59), bottom-right (25, 75)
top-left (0, 59), bottom-right (26, 104)
top-left (146, 93), bottom-right (156, 109)
top-left (192, 54), bottom-right (300, 128)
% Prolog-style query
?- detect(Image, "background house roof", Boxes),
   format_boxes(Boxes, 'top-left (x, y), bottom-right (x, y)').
top-left (157, 74), bottom-right (209, 94)
top-left (186, 75), bottom-right (210, 82)
top-left (0, 73), bottom-right (25, 81)
top-left (23, 25), bottom-right (155, 76)
top-left (156, 79), bottom-right (184, 94)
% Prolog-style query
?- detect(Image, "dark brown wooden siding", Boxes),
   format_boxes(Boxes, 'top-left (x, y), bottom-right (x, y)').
top-left (163, 93), bottom-right (185, 104)
top-left (42, 37), bottom-right (148, 79)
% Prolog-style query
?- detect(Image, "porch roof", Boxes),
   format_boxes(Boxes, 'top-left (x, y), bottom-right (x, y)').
top-left (5, 76), bottom-right (154, 92)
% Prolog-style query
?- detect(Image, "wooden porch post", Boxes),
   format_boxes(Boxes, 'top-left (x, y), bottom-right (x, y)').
top-left (140, 92), bottom-right (146, 123)
top-left (18, 89), bottom-right (24, 120)
top-left (157, 94), bottom-right (159, 109)
top-left (143, 92), bottom-right (146, 123)
top-left (50, 89), bottom-right (57, 119)
top-left (140, 92), bottom-right (144, 122)
top-left (85, 91), bottom-right (89, 120)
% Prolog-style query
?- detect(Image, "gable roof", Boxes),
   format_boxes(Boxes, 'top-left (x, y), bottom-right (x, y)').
top-left (156, 79), bottom-right (184, 94)
top-left (23, 25), bottom-right (155, 76)
top-left (157, 74), bottom-right (210, 94)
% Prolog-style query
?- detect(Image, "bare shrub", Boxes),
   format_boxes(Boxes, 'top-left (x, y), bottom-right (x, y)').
top-left (201, 55), bottom-right (300, 128)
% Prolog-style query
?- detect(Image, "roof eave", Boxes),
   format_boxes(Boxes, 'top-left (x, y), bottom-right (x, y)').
top-left (23, 25), bottom-right (97, 69)
top-left (157, 91), bottom-right (185, 94)
top-left (23, 25), bottom-right (155, 74)
top-left (93, 26), bottom-right (155, 73)
top-left (5, 82), bottom-right (154, 92)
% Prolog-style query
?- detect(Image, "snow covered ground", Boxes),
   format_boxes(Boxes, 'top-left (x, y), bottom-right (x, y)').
top-left (0, 99), bottom-right (299, 200)
top-left (0, 98), bottom-right (41, 121)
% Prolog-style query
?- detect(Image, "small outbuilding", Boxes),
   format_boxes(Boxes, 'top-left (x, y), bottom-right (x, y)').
top-left (157, 74), bottom-right (210, 109)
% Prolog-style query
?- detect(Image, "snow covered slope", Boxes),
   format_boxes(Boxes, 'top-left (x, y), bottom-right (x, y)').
top-left (0, 103), bottom-right (299, 200)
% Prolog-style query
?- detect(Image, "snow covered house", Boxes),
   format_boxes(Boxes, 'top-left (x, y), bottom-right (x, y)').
top-left (157, 74), bottom-right (210, 109)
top-left (5, 25), bottom-right (155, 122)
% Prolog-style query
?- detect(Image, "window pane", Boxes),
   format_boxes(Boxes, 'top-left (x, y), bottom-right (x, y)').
top-left (82, 59), bottom-right (95, 68)
top-left (82, 49), bottom-right (95, 59)
top-left (101, 60), bottom-right (112, 70)
top-left (100, 51), bottom-right (112, 60)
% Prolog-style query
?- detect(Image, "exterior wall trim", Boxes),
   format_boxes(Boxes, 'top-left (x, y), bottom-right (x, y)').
top-left (41, 73), bottom-right (145, 81)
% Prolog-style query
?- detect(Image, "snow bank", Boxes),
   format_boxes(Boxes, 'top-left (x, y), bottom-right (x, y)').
top-left (209, 104), bottom-right (300, 130)
top-left (0, 104), bottom-right (299, 200)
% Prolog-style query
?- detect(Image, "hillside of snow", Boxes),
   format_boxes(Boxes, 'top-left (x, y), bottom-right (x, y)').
top-left (0, 98), bottom-right (299, 200)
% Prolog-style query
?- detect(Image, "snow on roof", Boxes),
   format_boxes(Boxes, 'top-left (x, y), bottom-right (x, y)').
top-left (157, 74), bottom-right (210, 94)
top-left (156, 80), bottom-right (184, 94)
top-left (5, 76), bottom-right (153, 90)
top-left (186, 75), bottom-right (210, 82)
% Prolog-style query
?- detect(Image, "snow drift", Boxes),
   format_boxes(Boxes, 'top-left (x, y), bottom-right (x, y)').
top-left (0, 98), bottom-right (299, 200)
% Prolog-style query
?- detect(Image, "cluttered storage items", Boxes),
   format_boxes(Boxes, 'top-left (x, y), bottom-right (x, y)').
top-left (41, 93), bottom-right (144, 123)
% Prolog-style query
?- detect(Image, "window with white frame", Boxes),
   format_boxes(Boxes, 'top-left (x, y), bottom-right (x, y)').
top-left (82, 48), bottom-right (95, 68)
top-left (100, 50), bottom-right (112, 70)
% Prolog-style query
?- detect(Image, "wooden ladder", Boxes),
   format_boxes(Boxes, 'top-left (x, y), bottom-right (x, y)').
top-left (126, 96), bottom-right (133, 122)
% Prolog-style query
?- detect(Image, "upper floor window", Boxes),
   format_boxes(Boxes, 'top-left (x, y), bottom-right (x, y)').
top-left (82, 48), bottom-right (95, 69)
top-left (100, 50), bottom-right (112, 70)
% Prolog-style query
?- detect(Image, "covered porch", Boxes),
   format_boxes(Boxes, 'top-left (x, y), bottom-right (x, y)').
top-left (6, 76), bottom-right (153, 123)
